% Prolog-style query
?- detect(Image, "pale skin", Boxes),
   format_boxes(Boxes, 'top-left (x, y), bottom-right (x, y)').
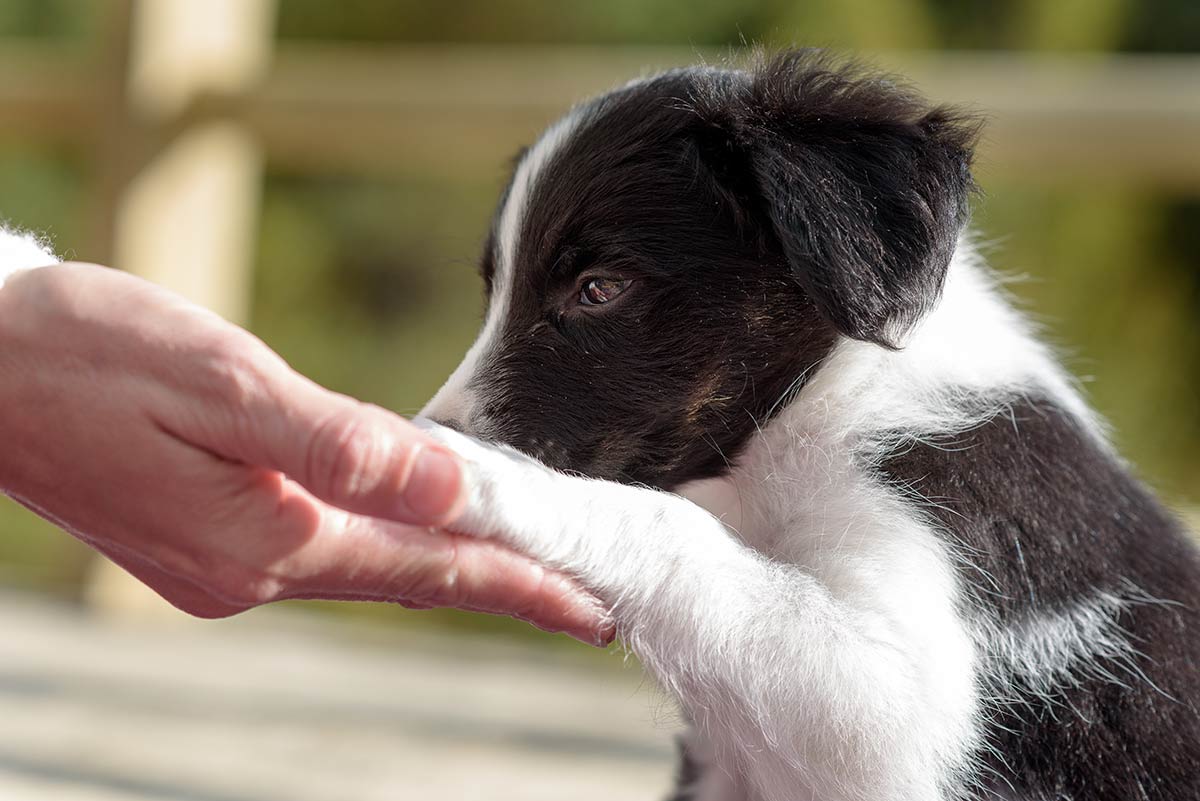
top-left (0, 262), bottom-right (613, 645)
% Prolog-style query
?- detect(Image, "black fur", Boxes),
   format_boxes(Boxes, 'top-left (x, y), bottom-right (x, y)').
top-left (690, 52), bottom-right (981, 348)
top-left (878, 395), bottom-right (1200, 799)
top-left (666, 738), bottom-right (701, 801)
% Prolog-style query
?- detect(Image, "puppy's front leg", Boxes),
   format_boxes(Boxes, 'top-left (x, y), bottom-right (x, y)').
top-left (419, 422), bottom-right (971, 801)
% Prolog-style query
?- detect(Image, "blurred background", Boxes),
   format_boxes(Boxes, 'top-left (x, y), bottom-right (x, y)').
top-left (0, 1), bottom-right (1196, 799)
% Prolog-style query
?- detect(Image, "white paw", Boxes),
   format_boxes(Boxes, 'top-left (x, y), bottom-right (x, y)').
top-left (411, 418), bottom-right (539, 473)
top-left (412, 418), bottom-right (560, 556)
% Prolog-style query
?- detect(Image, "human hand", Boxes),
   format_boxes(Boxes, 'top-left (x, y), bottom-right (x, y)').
top-left (0, 263), bottom-right (613, 645)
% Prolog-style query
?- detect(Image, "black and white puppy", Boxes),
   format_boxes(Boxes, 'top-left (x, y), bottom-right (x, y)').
top-left (417, 51), bottom-right (1200, 801)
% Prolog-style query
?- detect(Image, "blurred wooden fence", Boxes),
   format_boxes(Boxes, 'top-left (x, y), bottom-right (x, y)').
top-left (0, 1), bottom-right (1197, 612)
top-left (3, 38), bottom-right (1200, 190)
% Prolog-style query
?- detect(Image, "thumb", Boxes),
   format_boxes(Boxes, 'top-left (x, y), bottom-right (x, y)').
top-left (238, 364), bottom-right (467, 527)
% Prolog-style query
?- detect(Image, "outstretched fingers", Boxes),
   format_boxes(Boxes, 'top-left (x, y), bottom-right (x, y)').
top-left (271, 503), bottom-right (615, 646)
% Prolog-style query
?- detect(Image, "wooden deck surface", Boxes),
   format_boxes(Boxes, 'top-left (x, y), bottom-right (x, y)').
top-left (0, 591), bottom-right (679, 801)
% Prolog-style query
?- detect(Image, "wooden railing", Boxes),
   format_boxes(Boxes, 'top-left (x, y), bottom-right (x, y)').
top-left (4, 42), bottom-right (1199, 185)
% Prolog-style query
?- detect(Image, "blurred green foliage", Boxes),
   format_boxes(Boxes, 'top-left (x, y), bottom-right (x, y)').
top-left (0, 1), bottom-right (1196, 641)
top-left (275, 0), bottom-right (1200, 53)
top-left (3, 0), bottom-right (1197, 51)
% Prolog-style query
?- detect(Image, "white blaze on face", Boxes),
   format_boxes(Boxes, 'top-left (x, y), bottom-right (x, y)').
top-left (419, 111), bottom-right (584, 427)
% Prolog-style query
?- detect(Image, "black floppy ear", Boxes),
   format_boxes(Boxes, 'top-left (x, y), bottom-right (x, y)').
top-left (700, 52), bottom-right (980, 348)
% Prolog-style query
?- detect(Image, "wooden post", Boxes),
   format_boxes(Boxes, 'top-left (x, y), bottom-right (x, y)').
top-left (85, 0), bottom-right (278, 618)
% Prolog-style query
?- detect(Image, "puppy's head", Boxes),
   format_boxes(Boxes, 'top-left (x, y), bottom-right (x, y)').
top-left (422, 51), bottom-right (979, 490)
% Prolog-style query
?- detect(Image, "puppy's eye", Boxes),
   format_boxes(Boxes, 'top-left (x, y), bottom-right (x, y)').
top-left (580, 277), bottom-right (629, 306)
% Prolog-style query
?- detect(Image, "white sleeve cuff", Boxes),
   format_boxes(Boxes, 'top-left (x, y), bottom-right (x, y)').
top-left (0, 226), bottom-right (60, 289)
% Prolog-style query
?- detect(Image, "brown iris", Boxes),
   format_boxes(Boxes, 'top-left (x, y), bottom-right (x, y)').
top-left (580, 277), bottom-right (629, 306)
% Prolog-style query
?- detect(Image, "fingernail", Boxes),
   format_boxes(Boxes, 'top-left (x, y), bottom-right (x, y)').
top-left (594, 620), bottom-right (617, 648)
top-left (574, 600), bottom-right (617, 648)
top-left (560, 618), bottom-right (615, 648)
top-left (402, 445), bottom-right (464, 523)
